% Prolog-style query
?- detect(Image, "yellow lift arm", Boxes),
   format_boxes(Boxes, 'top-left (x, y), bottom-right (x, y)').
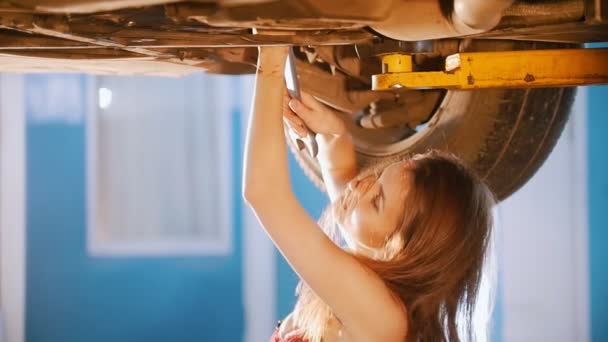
top-left (372, 48), bottom-right (608, 90)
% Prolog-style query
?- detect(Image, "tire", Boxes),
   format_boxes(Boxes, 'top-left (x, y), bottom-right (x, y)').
top-left (287, 40), bottom-right (576, 201)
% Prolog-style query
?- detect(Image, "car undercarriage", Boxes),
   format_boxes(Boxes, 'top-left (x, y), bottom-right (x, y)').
top-left (1, 0), bottom-right (606, 199)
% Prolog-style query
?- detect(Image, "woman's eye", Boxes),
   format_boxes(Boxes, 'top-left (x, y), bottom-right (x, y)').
top-left (372, 193), bottom-right (381, 210)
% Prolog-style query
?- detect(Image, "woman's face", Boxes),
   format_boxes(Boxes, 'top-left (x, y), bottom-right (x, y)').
top-left (339, 161), bottom-right (412, 249)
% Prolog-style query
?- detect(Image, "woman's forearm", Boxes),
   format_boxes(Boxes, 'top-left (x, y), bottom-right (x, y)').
top-left (316, 132), bottom-right (358, 201)
top-left (242, 49), bottom-right (291, 202)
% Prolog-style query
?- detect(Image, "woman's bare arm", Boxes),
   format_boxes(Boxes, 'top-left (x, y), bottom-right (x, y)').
top-left (242, 47), bottom-right (406, 341)
top-left (283, 92), bottom-right (358, 202)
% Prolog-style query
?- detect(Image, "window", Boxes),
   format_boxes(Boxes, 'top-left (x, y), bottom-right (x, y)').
top-left (86, 74), bottom-right (233, 256)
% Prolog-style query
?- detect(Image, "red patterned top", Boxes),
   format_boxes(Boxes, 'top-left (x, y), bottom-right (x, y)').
top-left (270, 321), bottom-right (309, 342)
top-left (269, 328), bottom-right (307, 342)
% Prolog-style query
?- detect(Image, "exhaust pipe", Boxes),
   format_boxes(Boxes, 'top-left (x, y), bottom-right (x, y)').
top-left (371, 0), bottom-right (514, 41)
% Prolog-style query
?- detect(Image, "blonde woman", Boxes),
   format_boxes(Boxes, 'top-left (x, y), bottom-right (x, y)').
top-left (243, 47), bottom-right (496, 342)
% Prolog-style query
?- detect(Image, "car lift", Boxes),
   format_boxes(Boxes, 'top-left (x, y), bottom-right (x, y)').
top-left (372, 48), bottom-right (608, 90)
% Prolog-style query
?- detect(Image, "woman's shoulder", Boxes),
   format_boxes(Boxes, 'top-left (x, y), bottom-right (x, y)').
top-left (275, 303), bottom-right (407, 342)
top-left (274, 312), bottom-right (346, 342)
top-left (342, 297), bottom-right (408, 342)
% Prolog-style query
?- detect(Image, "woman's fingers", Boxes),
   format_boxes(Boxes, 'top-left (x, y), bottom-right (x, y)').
top-left (282, 88), bottom-right (310, 137)
top-left (300, 91), bottom-right (324, 111)
top-left (284, 89), bottom-right (344, 136)
top-left (283, 110), bottom-right (308, 138)
top-left (288, 98), bottom-right (316, 121)
top-left (282, 87), bottom-right (292, 112)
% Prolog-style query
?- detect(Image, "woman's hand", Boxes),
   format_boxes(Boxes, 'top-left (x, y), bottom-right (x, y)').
top-left (282, 90), bottom-right (357, 202)
top-left (283, 90), bottom-right (347, 139)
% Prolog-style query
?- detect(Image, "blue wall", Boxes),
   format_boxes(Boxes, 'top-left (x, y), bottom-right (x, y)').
top-left (589, 84), bottom-right (608, 342)
top-left (25, 74), bottom-right (244, 342)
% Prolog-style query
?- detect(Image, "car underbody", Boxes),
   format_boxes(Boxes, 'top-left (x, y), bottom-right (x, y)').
top-left (1, 0), bottom-right (606, 199)
top-left (0, 0), bottom-right (605, 75)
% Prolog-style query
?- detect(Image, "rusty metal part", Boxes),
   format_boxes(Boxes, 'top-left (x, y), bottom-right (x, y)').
top-left (8, 0), bottom-right (181, 14)
top-left (18, 14), bottom-right (373, 47)
top-left (0, 53), bottom-right (203, 75)
top-left (166, 0), bottom-right (396, 30)
top-left (499, 0), bottom-right (585, 27)
top-left (466, 20), bottom-right (608, 43)
top-left (0, 27), bottom-right (371, 50)
top-left (301, 42), bottom-right (460, 87)
top-left (0, 24), bottom-right (260, 73)
top-left (291, 55), bottom-right (445, 141)
top-left (293, 46), bottom-right (445, 131)
top-left (0, 30), bottom-right (96, 50)
top-left (358, 90), bottom-right (444, 129)
top-left (354, 40), bottom-right (438, 58)
top-left (467, 0), bottom-right (608, 43)
top-left (294, 57), bottom-right (394, 113)
top-left (28, 16), bottom-right (171, 58)
top-left (310, 45), bottom-right (370, 82)
top-left (108, 29), bottom-right (373, 47)
top-left (372, 48), bottom-right (608, 90)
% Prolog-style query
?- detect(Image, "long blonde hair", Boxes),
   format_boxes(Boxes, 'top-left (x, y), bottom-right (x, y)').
top-left (292, 150), bottom-right (497, 342)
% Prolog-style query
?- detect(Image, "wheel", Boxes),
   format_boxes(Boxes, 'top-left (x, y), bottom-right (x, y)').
top-left (286, 40), bottom-right (576, 201)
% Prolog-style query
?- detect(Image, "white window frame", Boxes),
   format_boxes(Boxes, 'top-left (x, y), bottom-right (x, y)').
top-left (0, 75), bottom-right (26, 342)
top-left (86, 75), bottom-right (233, 257)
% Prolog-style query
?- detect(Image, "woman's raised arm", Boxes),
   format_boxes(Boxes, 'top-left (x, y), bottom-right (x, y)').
top-left (241, 47), bottom-right (291, 202)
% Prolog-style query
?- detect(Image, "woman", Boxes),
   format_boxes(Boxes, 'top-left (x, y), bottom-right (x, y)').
top-left (243, 47), bottom-right (496, 342)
